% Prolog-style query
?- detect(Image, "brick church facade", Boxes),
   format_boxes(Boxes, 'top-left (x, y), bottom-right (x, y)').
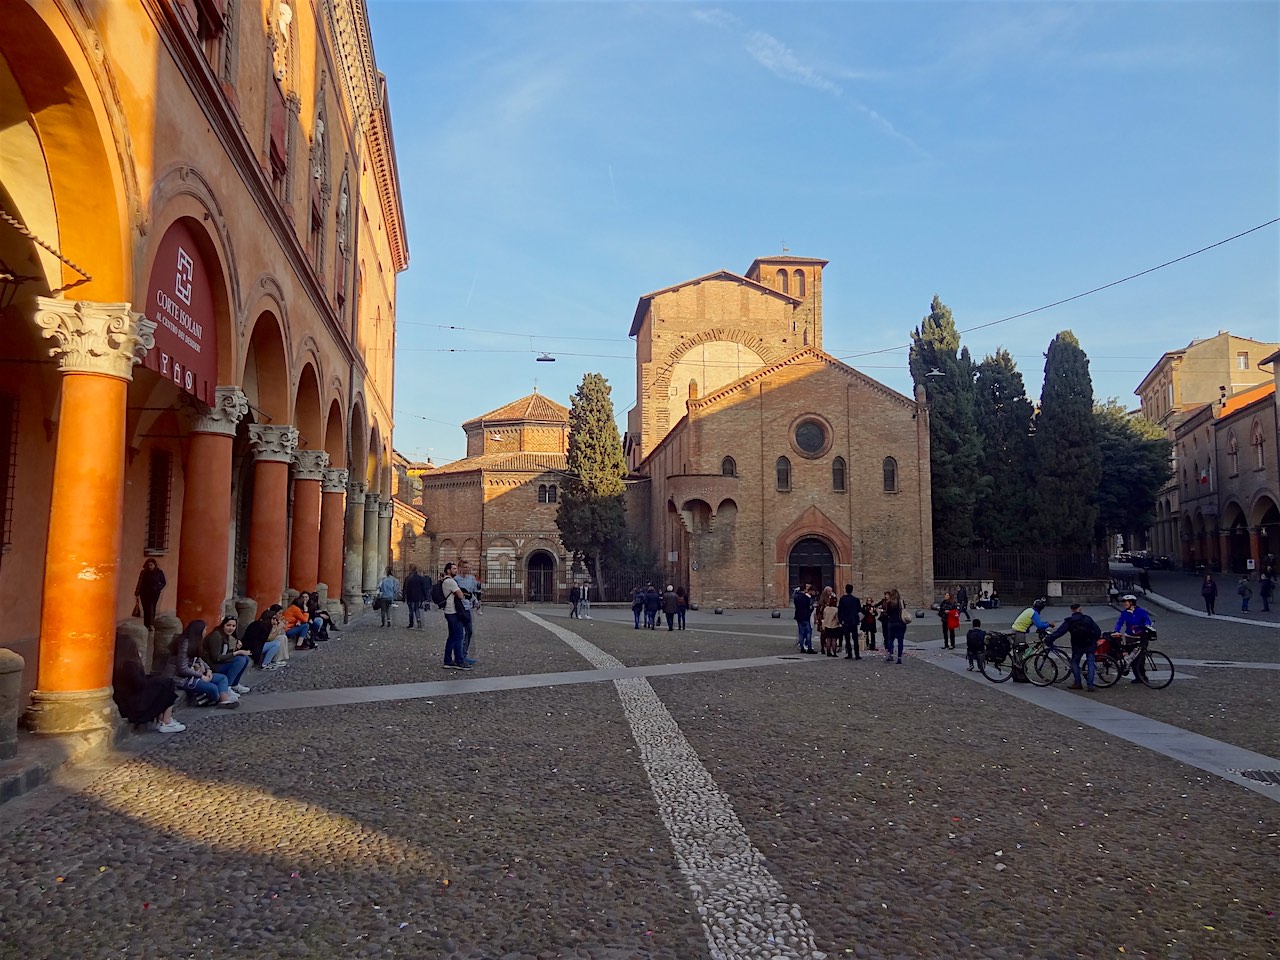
top-left (624, 256), bottom-right (934, 609)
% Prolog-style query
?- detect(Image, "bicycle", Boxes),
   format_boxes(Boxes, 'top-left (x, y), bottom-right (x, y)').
top-left (978, 631), bottom-right (1058, 686)
top-left (1031, 629), bottom-right (1120, 689)
top-left (1111, 627), bottom-right (1175, 689)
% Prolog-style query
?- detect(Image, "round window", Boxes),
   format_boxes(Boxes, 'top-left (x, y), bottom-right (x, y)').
top-left (794, 419), bottom-right (827, 455)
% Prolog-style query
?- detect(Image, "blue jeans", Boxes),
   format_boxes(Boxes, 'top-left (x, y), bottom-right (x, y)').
top-left (461, 610), bottom-right (474, 659)
top-left (633, 606), bottom-right (642, 628)
top-left (1069, 640), bottom-right (1096, 687)
top-left (285, 623), bottom-right (310, 644)
top-left (444, 613), bottom-right (465, 666)
top-left (189, 672), bottom-right (229, 702)
top-left (407, 600), bottom-right (423, 626)
top-left (885, 621), bottom-right (906, 658)
top-left (213, 656), bottom-right (248, 687)
top-left (260, 638), bottom-right (283, 667)
top-left (796, 619), bottom-right (813, 650)
top-left (677, 609), bottom-right (686, 629)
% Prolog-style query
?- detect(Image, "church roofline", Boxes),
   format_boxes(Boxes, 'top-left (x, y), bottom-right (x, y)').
top-left (629, 270), bottom-right (799, 337)
top-left (691, 347), bottom-right (919, 412)
top-left (747, 255), bottom-right (829, 269)
top-left (461, 392), bottom-right (570, 428)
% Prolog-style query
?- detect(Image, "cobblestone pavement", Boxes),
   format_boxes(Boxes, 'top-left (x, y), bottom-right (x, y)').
top-left (0, 606), bottom-right (1276, 959)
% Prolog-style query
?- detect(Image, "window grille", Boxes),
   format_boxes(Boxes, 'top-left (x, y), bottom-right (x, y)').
top-left (883, 457), bottom-right (898, 492)
top-left (0, 394), bottom-right (16, 553)
top-left (146, 449), bottom-right (173, 552)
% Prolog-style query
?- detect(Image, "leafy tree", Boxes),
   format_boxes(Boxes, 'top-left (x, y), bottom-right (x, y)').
top-left (556, 373), bottom-right (628, 593)
top-left (1030, 331), bottom-right (1100, 549)
top-left (909, 295), bottom-right (986, 552)
top-left (1092, 400), bottom-right (1172, 546)
top-left (973, 349), bottom-right (1035, 547)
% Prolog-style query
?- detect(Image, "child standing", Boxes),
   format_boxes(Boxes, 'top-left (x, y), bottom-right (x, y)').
top-left (860, 597), bottom-right (878, 651)
top-left (965, 618), bottom-right (986, 672)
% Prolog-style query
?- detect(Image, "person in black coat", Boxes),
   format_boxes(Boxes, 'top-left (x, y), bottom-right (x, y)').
top-left (642, 585), bottom-right (661, 629)
top-left (133, 558), bottom-right (167, 628)
top-left (403, 566), bottom-right (429, 628)
top-left (836, 584), bottom-right (861, 659)
top-left (242, 605), bottom-right (284, 667)
top-left (112, 632), bottom-right (183, 732)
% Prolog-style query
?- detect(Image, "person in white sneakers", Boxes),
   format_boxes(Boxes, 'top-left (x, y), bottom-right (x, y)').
top-left (201, 616), bottom-right (253, 694)
top-left (112, 632), bottom-right (184, 733)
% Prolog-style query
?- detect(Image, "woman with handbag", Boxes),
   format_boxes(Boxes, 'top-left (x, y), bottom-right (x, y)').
top-left (937, 592), bottom-right (959, 649)
top-left (133, 558), bottom-right (167, 628)
top-left (166, 621), bottom-right (239, 708)
top-left (882, 588), bottom-right (910, 664)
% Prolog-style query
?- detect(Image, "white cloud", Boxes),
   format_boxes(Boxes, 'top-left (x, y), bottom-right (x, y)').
top-left (744, 30), bottom-right (843, 95)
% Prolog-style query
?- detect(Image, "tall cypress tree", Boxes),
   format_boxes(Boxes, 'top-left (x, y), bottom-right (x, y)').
top-left (910, 295), bottom-right (986, 553)
top-left (973, 348), bottom-right (1035, 547)
top-left (1092, 400), bottom-right (1172, 547)
top-left (1030, 331), bottom-right (1101, 548)
top-left (556, 373), bottom-right (628, 592)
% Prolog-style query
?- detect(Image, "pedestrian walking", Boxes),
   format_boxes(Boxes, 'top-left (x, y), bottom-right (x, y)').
top-left (569, 583), bottom-right (581, 619)
top-left (403, 565), bottom-right (428, 628)
top-left (937, 592), bottom-right (959, 649)
top-left (630, 586), bottom-right (644, 629)
top-left (376, 567), bottom-right (399, 627)
top-left (643, 584), bottom-right (661, 629)
top-left (793, 583), bottom-right (816, 653)
top-left (662, 584), bottom-right (678, 631)
top-left (133, 558), bottom-right (167, 629)
top-left (1259, 574), bottom-right (1274, 612)
top-left (1238, 575), bottom-right (1253, 613)
top-left (965, 618), bottom-right (985, 671)
top-left (882, 588), bottom-right (909, 664)
top-left (455, 560), bottom-right (481, 664)
top-left (837, 584), bottom-right (861, 659)
top-left (1201, 574), bottom-right (1217, 616)
top-left (675, 587), bottom-right (688, 629)
top-left (956, 584), bottom-right (970, 622)
top-left (579, 580), bottom-right (593, 619)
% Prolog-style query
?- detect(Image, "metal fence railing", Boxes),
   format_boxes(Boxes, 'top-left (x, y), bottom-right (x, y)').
top-left (933, 548), bottom-right (1109, 601)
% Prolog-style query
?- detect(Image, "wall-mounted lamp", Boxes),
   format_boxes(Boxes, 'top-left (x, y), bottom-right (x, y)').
top-left (0, 259), bottom-right (39, 312)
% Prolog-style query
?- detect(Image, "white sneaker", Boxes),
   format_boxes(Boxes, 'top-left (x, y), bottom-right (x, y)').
top-left (225, 689), bottom-right (240, 702)
top-left (157, 720), bottom-right (185, 733)
top-left (232, 684), bottom-right (251, 694)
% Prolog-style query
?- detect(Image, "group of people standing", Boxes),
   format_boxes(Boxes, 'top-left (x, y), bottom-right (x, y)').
top-left (793, 584), bottom-right (911, 664)
top-left (629, 583), bottom-right (688, 630)
top-left (1199, 571), bottom-right (1275, 615)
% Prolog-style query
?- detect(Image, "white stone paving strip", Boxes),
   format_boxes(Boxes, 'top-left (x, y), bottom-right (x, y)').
top-left (518, 610), bottom-right (826, 960)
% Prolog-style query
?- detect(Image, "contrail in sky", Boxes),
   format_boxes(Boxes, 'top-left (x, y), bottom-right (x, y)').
top-left (464, 268), bottom-right (478, 308)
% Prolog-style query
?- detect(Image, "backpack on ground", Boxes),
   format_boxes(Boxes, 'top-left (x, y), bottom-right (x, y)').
top-left (430, 579), bottom-right (447, 609)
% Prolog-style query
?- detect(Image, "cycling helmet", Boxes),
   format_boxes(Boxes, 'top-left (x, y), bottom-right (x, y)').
top-left (1032, 598), bottom-right (1047, 611)
top-left (1121, 594), bottom-right (1138, 602)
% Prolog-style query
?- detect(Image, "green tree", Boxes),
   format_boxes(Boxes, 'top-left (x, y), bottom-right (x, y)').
top-left (973, 348), bottom-right (1036, 547)
top-left (556, 373), bottom-right (628, 593)
top-left (909, 295), bottom-right (985, 552)
top-left (1030, 331), bottom-right (1101, 548)
top-left (1092, 400), bottom-right (1172, 546)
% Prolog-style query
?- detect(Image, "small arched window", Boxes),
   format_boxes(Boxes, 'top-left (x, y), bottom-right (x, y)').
top-left (776, 456), bottom-right (791, 492)
top-left (547, 483), bottom-right (558, 503)
top-left (721, 456), bottom-right (737, 477)
top-left (776, 269), bottom-right (789, 294)
top-left (832, 456), bottom-right (846, 492)
top-left (794, 269), bottom-right (806, 297)
top-left (1252, 422), bottom-right (1266, 469)
top-left (537, 484), bottom-right (549, 503)
top-left (688, 379), bottom-right (699, 400)
top-left (1228, 434), bottom-right (1239, 475)
top-left (882, 457), bottom-right (898, 492)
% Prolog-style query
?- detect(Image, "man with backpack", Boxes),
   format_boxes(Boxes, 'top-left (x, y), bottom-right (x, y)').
top-left (433, 563), bottom-right (470, 671)
top-left (1044, 602), bottom-right (1102, 691)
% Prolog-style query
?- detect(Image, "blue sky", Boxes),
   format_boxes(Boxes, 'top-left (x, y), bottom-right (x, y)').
top-left (368, 1), bottom-right (1279, 465)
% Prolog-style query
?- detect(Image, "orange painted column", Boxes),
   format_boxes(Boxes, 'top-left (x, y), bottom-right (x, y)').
top-left (318, 466), bottom-right (348, 604)
top-left (244, 424), bottom-right (299, 614)
top-left (1218, 531), bottom-right (1232, 573)
top-left (27, 299), bottom-right (156, 734)
top-left (176, 387), bottom-right (248, 629)
top-left (288, 450), bottom-right (329, 591)
top-left (1248, 527), bottom-right (1261, 571)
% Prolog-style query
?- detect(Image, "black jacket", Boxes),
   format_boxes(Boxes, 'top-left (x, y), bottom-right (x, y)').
top-left (837, 594), bottom-right (860, 626)
top-left (403, 573), bottom-right (428, 603)
top-left (1047, 611), bottom-right (1101, 645)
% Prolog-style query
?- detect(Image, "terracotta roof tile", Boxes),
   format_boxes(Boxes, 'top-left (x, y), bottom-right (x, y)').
top-left (421, 451), bottom-right (568, 478)
top-left (461, 393), bottom-right (569, 427)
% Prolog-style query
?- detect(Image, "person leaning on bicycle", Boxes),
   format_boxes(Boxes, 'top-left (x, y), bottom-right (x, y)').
top-left (1113, 594), bottom-right (1154, 685)
top-left (1044, 602), bottom-right (1103, 691)
top-left (1011, 598), bottom-right (1055, 639)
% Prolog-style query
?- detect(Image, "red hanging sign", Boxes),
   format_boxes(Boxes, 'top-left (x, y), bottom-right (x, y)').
top-left (143, 220), bottom-right (218, 405)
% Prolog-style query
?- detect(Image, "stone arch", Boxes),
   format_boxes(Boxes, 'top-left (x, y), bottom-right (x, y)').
top-left (323, 399), bottom-right (347, 468)
top-left (348, 399), bottom-right (367, 488)
top-left (240, 309), bottom-right (291, 423)
top-left (650, 327), bottom-right (784, 399)
top-left (366, 421), bottom-right (382, 494)
top-left (0, 4), bottom-right (134, 304)
top-left (294, 362), bottom-right (323, 452)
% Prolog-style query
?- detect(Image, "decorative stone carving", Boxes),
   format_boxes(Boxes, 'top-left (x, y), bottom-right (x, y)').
top-left (183, 385), bottom-right (250, 437)
top-left (34, 297), bottom-right (156, 380)
top-left (248, 423), bottom-right (299, 463)
top-left (293, 449), bottom-right (330, 481)
top-left (322, 467), bottom-right (350, 494)
top-left (378, 499), bottom-right (394, 519)
top-left (347, 478), bottom-right (366, 502)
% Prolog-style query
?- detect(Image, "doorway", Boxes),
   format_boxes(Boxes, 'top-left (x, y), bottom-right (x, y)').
top-left (788, 537), bottom-right (835, 596)
top-left (526, 551), bottom-right (556, 602)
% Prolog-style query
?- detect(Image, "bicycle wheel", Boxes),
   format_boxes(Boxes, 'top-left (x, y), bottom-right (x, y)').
top-left (979, 654), bottom-right (1013, 683)
top-left (1045, 647), bottom-right (1073, 685)
top-left (1028, 651), bottom-right (1058, 686)
top-left (1139, 650), bottom-right (1175, 689)
top-left (1093, 655), bottom-right (1120, 688)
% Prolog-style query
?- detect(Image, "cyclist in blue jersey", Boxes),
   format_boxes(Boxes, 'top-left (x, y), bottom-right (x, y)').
top-left (1112, 594), bottom-right (1154, 684)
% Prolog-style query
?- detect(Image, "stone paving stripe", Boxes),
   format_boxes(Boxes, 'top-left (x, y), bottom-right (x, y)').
top-left (222, 655), bottom-right (822, 715)
top-left (1142, 590), bottom-right (1280, 631)
top-left (927, 652), bottom-right (1280, 802)
top-left (519, 610), bottom-right (826, 960)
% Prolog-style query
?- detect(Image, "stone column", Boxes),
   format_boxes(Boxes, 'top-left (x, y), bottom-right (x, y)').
top-left (244, 424), bottom-right (299, 613)
top-left (288, 449), bottom-right (329, 591)
top-left (1248, 527), bottom-right (1262, 571)
top-left (176, 386), bottom-right (248, 630)
top-left (377, 499), bottom-right (393, 576)
top-left (319, 467), bottom-right (348, 616)
top-left (361, 494), bottom-right (379, 591)
top-left (25, 299), bottom-right (155, 734)
top-left (1218, 530), bottom-right (1231, 573)
top-left (342, 480), bottom-right (366, 607)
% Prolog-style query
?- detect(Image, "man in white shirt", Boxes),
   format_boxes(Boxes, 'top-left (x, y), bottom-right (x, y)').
top-left (439, 562), bottom-right (470, 671)
top-left (455, 559), bottom-right (480, 665)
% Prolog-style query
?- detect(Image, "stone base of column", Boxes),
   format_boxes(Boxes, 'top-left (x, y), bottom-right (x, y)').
top-left (23, 686), bottom-right (122, 736)
top-left (0, 648), bottom-right (25, 760)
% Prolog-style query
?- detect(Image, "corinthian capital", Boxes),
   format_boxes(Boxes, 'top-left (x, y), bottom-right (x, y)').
top-left (322, 467), bottom-right (350, 494)
top-left (293, 449), bottom-right (330, 481)
top-left (378, 499), bottom-right (394, 519)
top-left (183, 386), bottom-right (250, 437)
top-left (248, 423), bottom-right (299, 463)
top-left (34, 297), bottom-right (156, 380)
top-left (347, 478), bottom-right (366, 502)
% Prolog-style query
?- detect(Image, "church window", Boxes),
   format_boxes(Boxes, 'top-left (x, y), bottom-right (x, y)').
top-left (793, 418), bottom-right (828, 457)
top-left (794, 269), bottom-right (806, 297)
top-left (0, 393), bottom-right (16, 555)
top-left (776, 269), bottom-right (789, 294)
top-left (776, 456), bottom-right (791, 492)
top-left (146, 449), bottom-right (173, 552)
top-left (721, 456), bottom-right (736, 477)
top-left (688, 378), bottom-right (699, 400)
top-left (882, 457), bottom-right (898, 493)
top-left (538, 484), bottom-right (548, 503)
top-left (1253, 422), bottom-right (1266, 469)
top-left (832, 456), bottom-right (846, 492)
top-left (1228, 434), bottom-right (1239, 476)
top-left (547, 483), bottom-right (558, 503)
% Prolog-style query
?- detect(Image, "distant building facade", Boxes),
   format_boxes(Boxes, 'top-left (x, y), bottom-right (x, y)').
top-left (1135, 333), bottom-right (1278, 563)
top-left (625, 256), bottom-right (933, 608)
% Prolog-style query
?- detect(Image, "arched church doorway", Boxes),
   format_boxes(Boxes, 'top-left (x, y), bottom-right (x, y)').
top-left (788, 537), bottom-right (835, 595)
top-left (526, 551), bottom-right (556, 602)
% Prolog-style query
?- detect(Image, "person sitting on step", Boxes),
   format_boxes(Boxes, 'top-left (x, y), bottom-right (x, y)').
top-left (242, 605), bottom-right (286, 669)
top-left (201, 616), bottom-right (253, 694)
top-left (281, 594), bottom-right (315, 650)
top-left (167, 621), bottom-right (239, 709)
top-left (112, 631), bottom-right (183, 733)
